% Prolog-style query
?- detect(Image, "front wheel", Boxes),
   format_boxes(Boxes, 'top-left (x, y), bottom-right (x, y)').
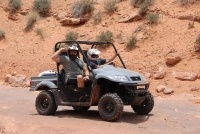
top-left (35, 91), bottom-right (58, 115)
top-left (98, 93), bottom-right (123, 121)
top-left (131, 92), bottom-right (154, 115)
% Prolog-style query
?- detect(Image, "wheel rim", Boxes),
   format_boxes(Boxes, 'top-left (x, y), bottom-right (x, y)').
top-left (103, 101), bottom-right (115, 115)
top-left (39, 98), bottom-right (49, 110)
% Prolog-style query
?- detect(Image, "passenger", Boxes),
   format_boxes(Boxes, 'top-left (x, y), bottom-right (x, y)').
top-left (87, 48), bottom-right (117, 69)
top-left (52, 44), bottom-right (90, 88)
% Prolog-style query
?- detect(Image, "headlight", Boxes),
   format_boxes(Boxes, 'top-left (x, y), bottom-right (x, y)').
top-left (111, 75), bottom-right (129, 81)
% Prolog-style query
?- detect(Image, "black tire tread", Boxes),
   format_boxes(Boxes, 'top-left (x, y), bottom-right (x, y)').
top-left (35, 91), bottom-right (58, 115)
top-left (98, 93), bottom-right (123, 121)
top-left (131, 92), bottom-right (154, 115)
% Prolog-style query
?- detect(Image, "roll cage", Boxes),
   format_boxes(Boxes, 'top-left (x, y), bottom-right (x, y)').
top-left (54, 41), bottom-right (126, 77)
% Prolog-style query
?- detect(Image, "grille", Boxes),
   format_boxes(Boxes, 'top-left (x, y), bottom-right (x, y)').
top-left (130, 76), bottom-right (141, 81)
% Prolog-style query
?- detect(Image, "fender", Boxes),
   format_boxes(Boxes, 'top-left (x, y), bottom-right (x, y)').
top-left (30, 81), bottom-right (58, 91)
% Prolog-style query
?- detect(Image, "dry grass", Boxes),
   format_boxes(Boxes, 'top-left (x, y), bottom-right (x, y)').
top-left (0, 30), bottom-right (5, 39)
top-left (8, 0), bottom-right (22, 13)
top-left (103, 0), bottom-right (118, 13)
top-left (146, 13), bottom-right (159, 24)
top-left (65, 31), bottom-right (79, 41)
top-left (33, 0), bottom-right (51, 16)
top-left (24, 11), bottom-right (39, 32)
top-left (126, 36), bottom-right (137, 49)
top-left (71, 0), bottom-right (94, 18)
top-left (92, 11), bottom-right (102, 24)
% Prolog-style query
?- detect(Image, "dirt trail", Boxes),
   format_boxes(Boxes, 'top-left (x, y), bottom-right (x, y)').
top-left (0, 86), bottom-right (200, 134)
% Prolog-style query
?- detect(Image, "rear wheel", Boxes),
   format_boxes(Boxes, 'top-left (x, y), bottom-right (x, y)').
top-left (35, 91), bottom-right (58, 115)
top-left (131, 92), bottom-right (154, 115)
top-left (98, 93), bottom-right (123, 121)
top-left (72, 106), bottom-right (90, 111)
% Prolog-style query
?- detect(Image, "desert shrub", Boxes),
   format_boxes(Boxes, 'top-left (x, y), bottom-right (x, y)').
top-left (138, 2), bottom-right (148, 16)
top-left (188, 21), bottom-right (194, 29)
top-left (0, 30), bottom-right (5, 39)
top-left (103, 0), bottom-right (118, 13)
top-left (71, 0), bottom-right (94, 18)
top-left (130, 0), bottom-right (142, 7)
top-left (126, 36), bottom-right (137, 49)
top-left (196, 34), bottom-right (200, 46)
top-left (146, 13), bottom-right (159, 24)
top-left (96, 30), bottom-right (114, 42)
top-left (92, 11), bottom-right (102, 24)
top-left (33, 0), bottom-right (51, 16)
top-left (8, 0), bottom-right (22, 13)
top-left (24, 11), bottom-right (39, 32)
top-left (35, 28), bottom-right (44, 39)
top-left (96, 30), bottom-right (114, 48)
top-left (131, 0), bottom-right (152, 7)
top-left (65, 31), bottom-right (79, 41)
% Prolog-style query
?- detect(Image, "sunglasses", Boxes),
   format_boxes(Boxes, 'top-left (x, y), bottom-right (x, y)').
top-left (91, 54), bottom-right (99, 58)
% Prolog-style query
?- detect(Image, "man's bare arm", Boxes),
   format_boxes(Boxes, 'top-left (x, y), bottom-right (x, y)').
top-left (51, 48), bottom-right (66, 63)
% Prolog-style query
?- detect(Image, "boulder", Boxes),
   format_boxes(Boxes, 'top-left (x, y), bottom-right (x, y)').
top-left (156, 85), bottom-right (166, 93)
top-left (172, 71), bottom-right (198, 81)
top-left (163, 88), bottom-right (174, 94)
top-left (165, 54), bottom-right (181, 65)
top-left (118, 12), bottom-right (143, 23)
top-left (60, 17), bottom-right (89, 26)
top-left (5, 74), bottom-right (11, 82)
top-left (8, 13), bottom-right (19, 21)
top-left (8, 74), bottom-right (27, 86)
top-left (153, 67), bottom-right (166, 79)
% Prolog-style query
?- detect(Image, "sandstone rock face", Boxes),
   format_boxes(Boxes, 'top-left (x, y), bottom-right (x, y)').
top-left (118, 12), bottom-right (143, 23)
top-left (60, 17), bottom-right (89, 26)
top-left (172, 71), bottom-right (198, 81)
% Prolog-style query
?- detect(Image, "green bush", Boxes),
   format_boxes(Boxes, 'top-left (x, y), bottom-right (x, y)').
top-left (92, 11), bottom-right (102, 24)
top-left (65, 31), bottom-right (79, 41)
top-left (103, 0), bottom-right (118, 13)
top-left (33, 0), bottom-right (51, 16)
top-left (0, 30), bottom-right (5, 39)
top-left (126, 36), bottom-right (137, 49)
top-left (146, 13), bottom-right (159, 24)
top-left (8, 0), bottom-right (22, 13)
top-left (71, 0), bottom-right (94, 18)
top-left (24, 11), bottom-right (39, 32)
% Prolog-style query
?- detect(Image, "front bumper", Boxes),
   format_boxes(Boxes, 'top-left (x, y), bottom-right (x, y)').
top-left (119, 82), bottom-right (150, 105)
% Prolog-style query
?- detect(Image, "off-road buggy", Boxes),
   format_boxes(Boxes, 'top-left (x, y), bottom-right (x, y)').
top-left (30, 41), bottom-right (154, 121)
